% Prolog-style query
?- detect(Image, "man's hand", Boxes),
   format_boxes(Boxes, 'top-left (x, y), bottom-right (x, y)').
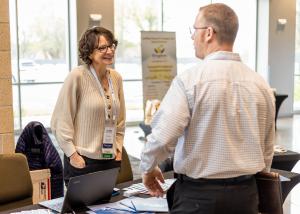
top-left (70, 152), bottom-right (86, 168)
top-left (142, 166), bottom-right (165, 197)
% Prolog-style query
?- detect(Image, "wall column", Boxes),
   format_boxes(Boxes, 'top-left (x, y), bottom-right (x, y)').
top-left (0, 0), bottom-right (14, 154)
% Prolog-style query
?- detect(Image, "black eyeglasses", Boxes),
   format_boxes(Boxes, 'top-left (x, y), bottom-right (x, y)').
top-left (95, 41), bottom-right (118, 53)
top-left (189, 26), bottom-right (216, 35)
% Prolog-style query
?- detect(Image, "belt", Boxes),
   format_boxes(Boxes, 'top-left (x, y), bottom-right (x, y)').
top-left (177, 174), bottom-right (254, 184)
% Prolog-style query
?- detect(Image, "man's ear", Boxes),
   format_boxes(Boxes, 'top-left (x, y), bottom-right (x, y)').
top-left (205, 27), bottom-right (214, 42)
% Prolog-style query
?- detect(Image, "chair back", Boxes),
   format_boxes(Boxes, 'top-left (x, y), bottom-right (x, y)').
top-left (0, 153), bottom-right (33, 211)
top-left (116, 147), bottom-right (134, 184)
top-left (15, 121), bottom-right (64, 199)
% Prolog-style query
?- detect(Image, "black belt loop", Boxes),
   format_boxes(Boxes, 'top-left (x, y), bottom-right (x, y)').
top-left (177, 174), bottom-right (254, 185)
top-left (177, 174), bottom-right (184, 183)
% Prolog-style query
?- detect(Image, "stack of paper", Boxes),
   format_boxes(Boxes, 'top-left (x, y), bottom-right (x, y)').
top-left (11, 209), bottom-right (55, 214)
top-left (88, 197), bottom-right (168, 213)
top-left (120, 197), bottom-right (168, 212)
top-left (123, 178), bottom-right (176, 194)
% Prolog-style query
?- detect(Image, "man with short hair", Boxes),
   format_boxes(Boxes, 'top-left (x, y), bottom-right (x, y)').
top-left (140, 3), bottom-right (275, 214)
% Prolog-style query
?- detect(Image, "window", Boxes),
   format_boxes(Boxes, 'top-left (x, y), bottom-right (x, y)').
top-left (162, 0), bottom-right (210, 74)
top-left (115, 0), bottom-right (163, 123)
top-left (9, 0), bottom-right (258, 129)
top-left (115, 0), bottom-right (257, 123)
top-left (214, 0), bottom-right (257, 69)
top-left (295, 1), bottom-right (300, 111)
top-left (9, 0), bottom-right (69, 130)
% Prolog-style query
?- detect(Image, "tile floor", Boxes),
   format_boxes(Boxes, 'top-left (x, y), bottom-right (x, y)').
top-left (275, 115), bottom-right (300, 214)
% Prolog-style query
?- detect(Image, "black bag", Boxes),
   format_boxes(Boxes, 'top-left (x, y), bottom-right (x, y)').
top-left (255, 171), bottom-right (283, 214)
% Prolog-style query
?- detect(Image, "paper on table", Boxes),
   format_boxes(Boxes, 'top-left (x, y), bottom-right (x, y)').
top-left (88, 198), bottom-right (134, 212)
top-left (123, 178), bottom-right (176, 194)
top-left (274, 145), bottom-right (287, 153)
top-left (120, 197), bottom-right (168, 212)
top-left (10, 209), bottom-right (55, 214)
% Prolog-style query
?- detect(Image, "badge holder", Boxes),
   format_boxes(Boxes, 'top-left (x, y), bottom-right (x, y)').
top-left (102, 122), bottom-right (116, 159)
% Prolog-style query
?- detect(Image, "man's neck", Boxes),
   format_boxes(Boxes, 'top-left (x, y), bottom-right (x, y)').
top-left (205, 42), bottom-right (233, 57)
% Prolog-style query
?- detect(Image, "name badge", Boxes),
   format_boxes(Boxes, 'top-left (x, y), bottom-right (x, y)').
top-left (102, 125), bottom-right (115, 159)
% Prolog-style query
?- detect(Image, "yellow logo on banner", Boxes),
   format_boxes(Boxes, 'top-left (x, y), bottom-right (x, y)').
top-left (154, 45), bottom-right (165, 54)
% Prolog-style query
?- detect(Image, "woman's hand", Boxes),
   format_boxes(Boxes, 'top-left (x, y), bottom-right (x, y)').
top-left (115, 150), bottom-right (122, 161)
top-left (70, 152), bottom-right (86, 168)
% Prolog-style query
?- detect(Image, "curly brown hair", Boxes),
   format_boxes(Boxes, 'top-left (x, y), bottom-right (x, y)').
top-left (78, 26), bottom-right (117, 65)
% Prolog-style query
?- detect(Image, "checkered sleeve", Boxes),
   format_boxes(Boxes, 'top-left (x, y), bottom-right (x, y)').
top-left (140, 77), bottom-right (190, 173)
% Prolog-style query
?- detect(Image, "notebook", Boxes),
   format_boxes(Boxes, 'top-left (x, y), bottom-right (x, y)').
top-left (39, 167), bottom-right (120, 213)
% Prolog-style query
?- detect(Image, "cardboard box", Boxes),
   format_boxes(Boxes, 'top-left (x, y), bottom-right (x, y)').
top-left (30, 169), bottom-right (51, 204)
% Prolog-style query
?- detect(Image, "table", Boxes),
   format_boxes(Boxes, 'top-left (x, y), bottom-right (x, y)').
top-left (275, 94), bottom-right (288, 129)
top-left (271, 168), bottom-right (300, 203)
top-left (4, 171), bottom-right (174, 214)
top-left (5, 169), bottom-right (300, 213)
top-left (272, 150), bottom-right (300, 171)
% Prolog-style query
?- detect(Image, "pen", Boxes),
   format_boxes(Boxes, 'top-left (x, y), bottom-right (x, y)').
top-left (119, 201), bottom-right (137, 212)
top-left (130, 200), bottom-right (137, 211)
top-left (104, 207), bottom-right (137, 213)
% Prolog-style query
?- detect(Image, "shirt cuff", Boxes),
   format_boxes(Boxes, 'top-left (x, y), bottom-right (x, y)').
top-left (61, 143), bottom-right (77, 157)
top-left (140, 153), bottom-right (157, 174)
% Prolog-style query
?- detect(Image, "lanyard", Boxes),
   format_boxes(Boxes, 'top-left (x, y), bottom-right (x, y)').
top-left (90, 65), bottom-right (117, 121)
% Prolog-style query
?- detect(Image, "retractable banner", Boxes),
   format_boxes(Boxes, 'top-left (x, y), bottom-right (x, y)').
top-left (141, 31), bottom-right (177, 106)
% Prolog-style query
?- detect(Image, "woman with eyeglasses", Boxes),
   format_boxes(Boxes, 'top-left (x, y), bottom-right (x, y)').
top-left (51, 26), bottom-right (125, 186)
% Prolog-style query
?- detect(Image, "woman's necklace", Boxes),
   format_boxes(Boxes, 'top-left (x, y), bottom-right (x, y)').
top-left (96, 69), bottom-right (109, 91)
top-left (101, 77), bottom-right (109, 92)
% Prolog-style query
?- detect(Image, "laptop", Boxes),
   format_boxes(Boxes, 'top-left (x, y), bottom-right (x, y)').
top-left (39, 167), bottom-right (120, 213)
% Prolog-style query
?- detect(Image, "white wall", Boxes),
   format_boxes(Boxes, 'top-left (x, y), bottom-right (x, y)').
top-left (269, 0), bottom-right (296, 116)
top-left (76, 0), bottom-right (114, 40)
top-left (258, 0), bottom-right (296, 117)
top-left (69, 0), bottom-right (114, 67)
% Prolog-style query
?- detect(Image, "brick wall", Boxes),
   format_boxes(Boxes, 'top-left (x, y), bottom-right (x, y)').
top-left (0, 0), bottom-right (14, 154)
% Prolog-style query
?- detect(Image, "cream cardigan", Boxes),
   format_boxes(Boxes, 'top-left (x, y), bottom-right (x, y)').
top-left (51, 65), bottom-right (125, 159)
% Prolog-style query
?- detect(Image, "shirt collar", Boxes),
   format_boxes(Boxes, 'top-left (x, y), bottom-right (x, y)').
top-left (204, 51), bottom-right (241, 62)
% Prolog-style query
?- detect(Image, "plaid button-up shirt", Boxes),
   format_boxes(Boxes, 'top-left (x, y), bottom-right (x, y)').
top-left (140, 51), bottom-right (275, 179)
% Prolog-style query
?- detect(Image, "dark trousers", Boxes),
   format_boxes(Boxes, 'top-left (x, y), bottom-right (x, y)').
top-left (167, 175), bottom-right (258, 214)
top-left (63, 155), bottom-right (121, 187)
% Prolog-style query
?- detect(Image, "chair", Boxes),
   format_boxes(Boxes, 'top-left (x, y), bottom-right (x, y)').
top-left (0, 153), bottom-right (33, 211)
top-left (116, 147), bottom-right (133, 184)
top-left (15, 121), bottom-right (64, 199)
top-left (139, 122), bottom-right (152, 138)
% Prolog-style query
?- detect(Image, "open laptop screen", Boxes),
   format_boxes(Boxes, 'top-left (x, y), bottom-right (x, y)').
top-left (39, 167), bottom-right (120, 213)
